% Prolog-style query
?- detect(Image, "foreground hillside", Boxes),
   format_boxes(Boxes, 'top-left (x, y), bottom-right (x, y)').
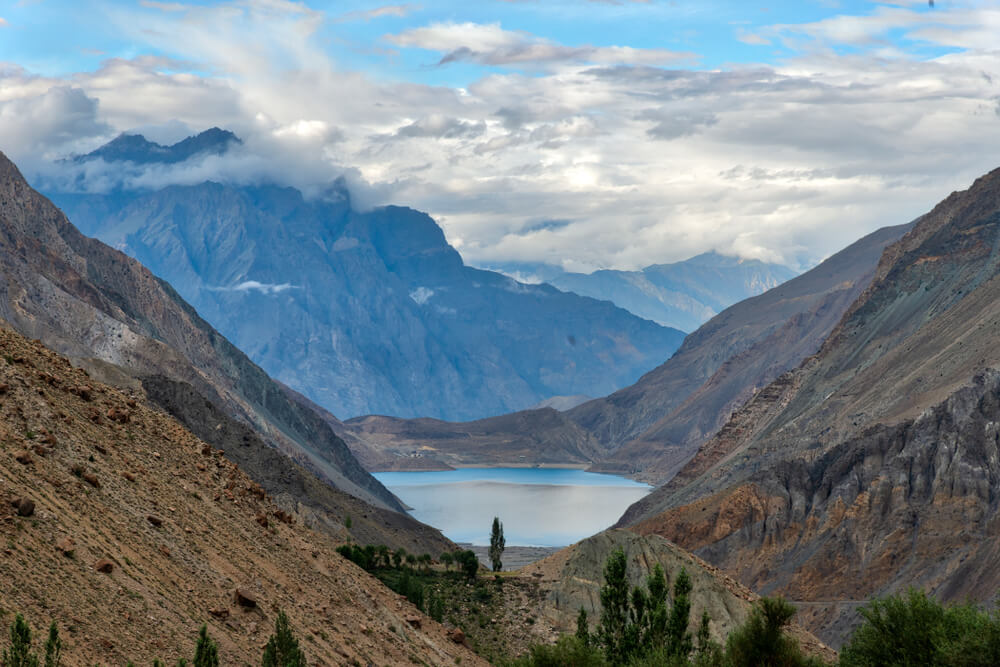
top-left (0, 148), bottom-right (451, 554)
top-left (620, 167), bottom-right (1000, 644)
top-left (47, 130), bottom-right (685, 421)
top-left (0, 325), bottom-right (482, 665)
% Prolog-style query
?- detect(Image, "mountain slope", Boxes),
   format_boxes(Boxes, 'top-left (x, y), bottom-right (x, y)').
top-left (0, 148), bottom-right (458, 555)
top-left (46, 131), bottom-right (685, 421)
top-left (347, 223), bottom-right (908, 477)
top-left (537, 252), bottom-right (796, 332)
top-left (619, 167), bottom-right (1000, 644)
top-left (521, 529), bottom-right (835, 662)
top-left (0, 325), bottom-right (483, 666)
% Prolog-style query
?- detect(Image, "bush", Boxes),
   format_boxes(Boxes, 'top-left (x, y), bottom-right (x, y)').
top-left (839, 589), bottom-right (1000, 667)
top-left (723, 597), bottom-right (821, 667)
top-left (507, 635), bottom-right (606, 667)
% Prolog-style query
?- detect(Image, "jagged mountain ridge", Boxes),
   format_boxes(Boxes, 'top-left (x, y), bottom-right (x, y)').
top-left (0, 148), bottom-right (459, 555)
top-left (491, 253), bottom-right (797, 332)
top-left (46, 130), bottom-right (685, 421)
top-left (618, 167), bottom-right (1000, 645)
top-left (0, 325), bottom-right (483, 666)
top-left (344, 223), bottom-right (909, 478)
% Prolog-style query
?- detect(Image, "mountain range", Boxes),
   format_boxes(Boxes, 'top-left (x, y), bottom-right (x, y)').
top-left (44, 130), bottom-right (686, 422)
top-left (487, 253), bottom-right (797, 332)
top-left (346, 221), bottom-right (910, 481)
top-left (0, 147), bottom-right (450, 554)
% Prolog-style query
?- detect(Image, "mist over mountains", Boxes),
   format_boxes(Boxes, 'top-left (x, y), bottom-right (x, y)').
top-left (43, 129), bottom-right (687, 421)
top-left (487, 253), bottom-right (797, 332)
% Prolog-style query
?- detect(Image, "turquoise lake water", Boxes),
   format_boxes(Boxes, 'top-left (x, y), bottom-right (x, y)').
top-left (373, 468), bottom-right (651, 547)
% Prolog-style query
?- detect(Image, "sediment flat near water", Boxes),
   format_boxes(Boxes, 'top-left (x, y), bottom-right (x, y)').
top-left (373, 468), bottom-right (651, 547)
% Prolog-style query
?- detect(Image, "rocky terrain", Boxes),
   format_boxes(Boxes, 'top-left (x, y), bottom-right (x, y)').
top-left (0, 325), bottom-right (482, 666)
top-left (520, 529), bottom-right (835, 662)
top-left (492, 252), bottom-right (796, 332)
top-left (344, 223), bottom-right (909, 479)
top-left (46, 130), bottom-right (685, 422)
top-left (0, 148), bottom-right (454, 553)
top-left (619, 167), bottom-right (1000, 645)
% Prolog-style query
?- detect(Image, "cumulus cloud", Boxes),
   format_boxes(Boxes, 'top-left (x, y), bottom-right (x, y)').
top-left (4, 0), bottom-right (1000, 274)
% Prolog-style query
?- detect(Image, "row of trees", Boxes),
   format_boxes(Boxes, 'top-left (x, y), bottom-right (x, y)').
top-left (0, 610), bottom-right (305, 667)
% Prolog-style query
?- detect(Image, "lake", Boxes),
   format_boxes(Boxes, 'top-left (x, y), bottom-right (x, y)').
top-left (373, 468), bottom-right (652, 547)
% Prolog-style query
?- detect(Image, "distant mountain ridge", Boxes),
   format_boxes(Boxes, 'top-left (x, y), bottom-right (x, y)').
top-left (75, 127), bottom-right (241, 164)
top-left (487, 253), bottom-right (797, 332)
top-left (339, 222), bottom-right (908, 478)
top-left (45, 129), bottom-right (685, 421)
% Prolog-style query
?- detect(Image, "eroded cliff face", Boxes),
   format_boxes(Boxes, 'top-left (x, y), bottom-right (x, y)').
top-left (622, 167), bottom-right (1000, 645)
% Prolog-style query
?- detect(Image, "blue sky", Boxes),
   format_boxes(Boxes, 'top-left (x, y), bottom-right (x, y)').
top-left (1, 0), bottom-right (998, 272)
top-left (2, 1), bottom-right (951, 81)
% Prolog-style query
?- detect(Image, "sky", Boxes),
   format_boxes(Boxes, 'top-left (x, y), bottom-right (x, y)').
top-left (1, 0), bottom-right (999, 273)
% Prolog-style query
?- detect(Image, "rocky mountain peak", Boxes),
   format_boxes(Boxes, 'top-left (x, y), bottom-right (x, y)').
top-left (78, 127), bottom-right (241, 165)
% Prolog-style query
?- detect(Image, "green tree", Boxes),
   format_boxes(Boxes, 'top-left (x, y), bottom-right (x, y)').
top-left (261, 610), bottom-right (306, 667)
top-left (42, 623), bottom-right (60, 667)
top-left (440, 552), bottom-right (453, 571)
top-left (489, 516), bottom-right (506, 572)
top-left (598, 548), bottom-right (632, 663)
top-left (457, 550), bottom-right (480, 581)
top-left (839, 588), bottom-right (1000, 667)
top-left (724, 597), bottom-right (820, 667)
top-left (666, 567), bottom-right (693, 658)
top-left (193, 625), bottom-right (219, 667)
top-left (576, 608), bottom-right (591, 648)
top-left (2, 614), bottom-right (39, 667)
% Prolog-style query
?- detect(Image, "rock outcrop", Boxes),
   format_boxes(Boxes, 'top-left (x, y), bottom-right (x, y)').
top-left (621, 167), bottom-right (1000, 645)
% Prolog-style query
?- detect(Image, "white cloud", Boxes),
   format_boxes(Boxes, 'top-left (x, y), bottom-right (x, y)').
top-left (336, 4), bottom-right (416, 23)
top-left (213, 281), bottom-right (298, 294)
top-left (4, 1), bottom-right (1000, 275)
top-left (386, 21), bottom-right (693, 68)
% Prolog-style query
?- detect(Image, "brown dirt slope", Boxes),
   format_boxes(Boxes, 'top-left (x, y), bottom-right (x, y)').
top-left (620, 167), bottom-right (1000, 645)
top-left (0, 149), bottom-right (400, 515)
top-left (0, 325), bottom-right (483, 666)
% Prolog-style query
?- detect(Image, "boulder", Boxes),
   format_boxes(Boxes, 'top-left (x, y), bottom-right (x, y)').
top-left (448, 628), bottom-right (465, 644)
top-left (146, 515), bottom-right (163, 527)
top-left (95, 558), bottom-right (114, 573)
top-left (12, 498), bottom-right (34, 517)
top-left (233, 588), bottom-right (257, 608)
top-left (405, 616), bottom-right (421, 629)
top-left (13, 450), bottom-right (32, 465)
top-left (56, 537), bottom-right (75, 557)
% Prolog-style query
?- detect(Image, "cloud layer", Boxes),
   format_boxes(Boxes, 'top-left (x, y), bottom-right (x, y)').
top-left (3, 0), bottom-right (1000, 273)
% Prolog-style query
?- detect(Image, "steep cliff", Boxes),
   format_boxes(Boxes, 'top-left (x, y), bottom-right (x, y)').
top-left (621, 167), bottom-right (1000, 644)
